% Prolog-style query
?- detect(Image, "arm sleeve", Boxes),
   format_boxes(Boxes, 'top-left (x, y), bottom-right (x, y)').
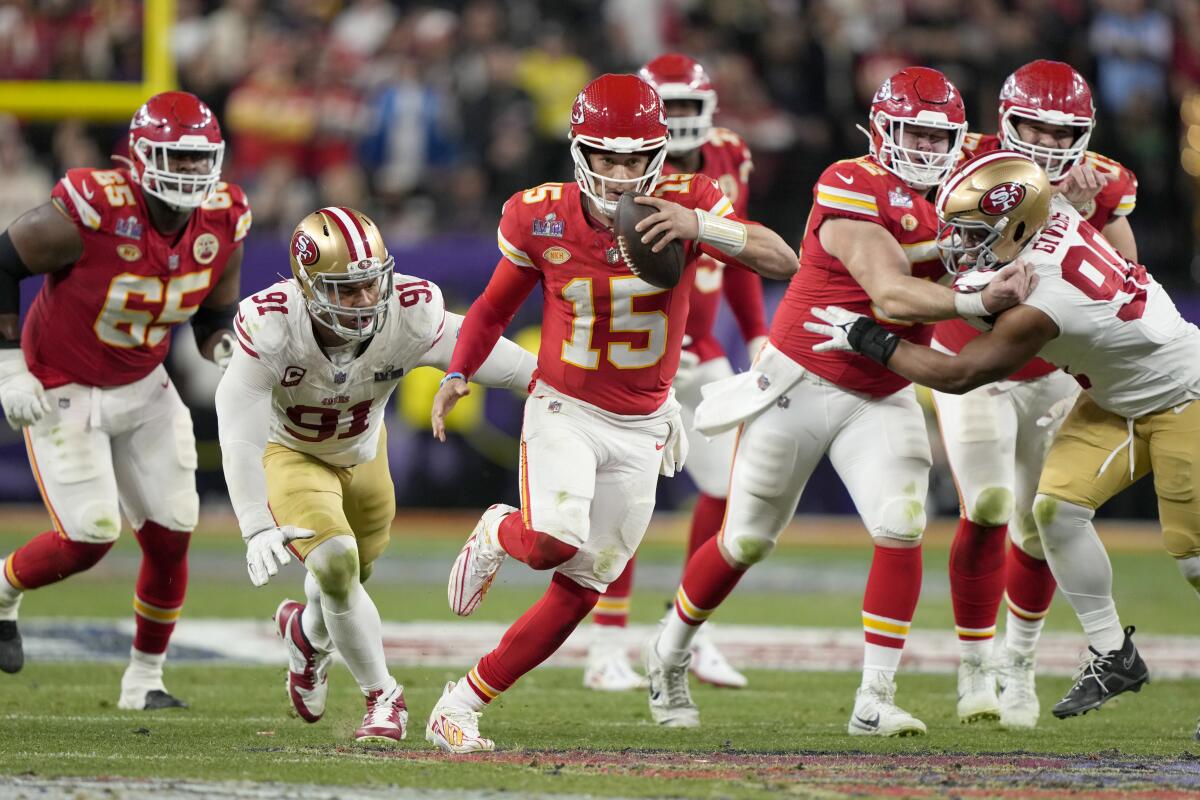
top-left (215, 347), bottom-right (278, 539)
top-left (721, 263), bottom-right (767, 341)
top-left (419, 310), bottom-right (537, 390)
top-left (446, 258), bottom-right (540, 379)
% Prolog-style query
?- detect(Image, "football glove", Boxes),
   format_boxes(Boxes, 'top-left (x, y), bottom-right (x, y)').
top-left (212, 331), bottom-right (236, 373)
top-left (804, 306), bottom-right (899, 365)
top-left (0, 348), bottom-right (51, 430)
top-left (244, 525), bottom-right (316, 587)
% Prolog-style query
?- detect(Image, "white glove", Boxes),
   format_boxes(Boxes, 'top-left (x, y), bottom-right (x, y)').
top-left (1036, 394), bottom-right (1077, 429)
top-left (802, 306), bottom-right (867, 353)
top-left (746, 335), bottom-right (768, 366)
top-left (212, 331), bottom-right (236, 372)
top-left (0, 348), bottom-right (51, 430)
top-left (244, 525), bottom-right (315, 587)
top-left (659, 412), bottom-right (689, 477)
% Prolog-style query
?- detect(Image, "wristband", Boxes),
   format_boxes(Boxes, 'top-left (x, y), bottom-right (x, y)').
top-left (440, 371), bottom-right (466, 388)
top-left (954, 289), bottom-right (989, 318)
top-left (846, 318), bottom-right (900, 366)
top-left (694, 209), bottom-right (748, 257)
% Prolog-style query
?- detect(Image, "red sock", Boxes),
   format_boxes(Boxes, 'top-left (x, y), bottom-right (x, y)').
top-left (4, 531), bottom-right (112, 590)
top-left (949, 519), bottom-right (1007, 644)
top-left (132, 522), bottom-right (190, 655)
top-left (594, 557), bottom-right (633, 627)
top-left (673, 536), bottom-right (745, 626)
top-left (686, 494), bottom-right (726, 560)
top-left (1005, 544), bottom-right (1056, 620)
top-left (497, 513), bottom-right (578, 570)
top-left (862, 544), bottom-right (922, 651)
top-left (467, 572), bottom-right (599, 701)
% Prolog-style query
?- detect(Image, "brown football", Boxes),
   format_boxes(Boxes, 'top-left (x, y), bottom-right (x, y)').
top-left (613, 192), bottom-right (686, 289)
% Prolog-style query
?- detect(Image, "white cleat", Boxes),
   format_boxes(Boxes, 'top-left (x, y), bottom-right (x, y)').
top-left (957, 653), bottom-right (1000, 723)
top-left (355, 681), bottom-right (408, 746)
top-left (690, 625), bottom-right (747, 689)
top-left (117, 660), bottom-right (187, 710)
top-left (998, 649), bottom-right (1040, 730)
top-left (274, 599), bottom-right (332, 723)
top-left (584, 634), bottom-right (648, 691)
top-left (448, 504), bottom-right (515, 617)
top-left (644, 633), bottom-right (699, 728)
top-left (848, 676), bottom-right (926, 737)
top-left (426, 681), bottom-right (495, 754)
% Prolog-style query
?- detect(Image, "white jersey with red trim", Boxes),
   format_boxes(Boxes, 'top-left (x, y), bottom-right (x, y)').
top-left (1021, 197), bottom-right (1200, 418)
top-left (232, 275), bottom-right (447, 466)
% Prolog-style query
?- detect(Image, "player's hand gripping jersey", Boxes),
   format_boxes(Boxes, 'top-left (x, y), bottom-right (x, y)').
top-left (26, 167), bottom-right (251, 388)
top-left (769, 156), bottom-right (944, 395)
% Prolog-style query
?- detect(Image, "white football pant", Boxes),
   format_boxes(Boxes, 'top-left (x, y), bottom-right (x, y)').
top-left (674, 355), bottom-right (736, 498)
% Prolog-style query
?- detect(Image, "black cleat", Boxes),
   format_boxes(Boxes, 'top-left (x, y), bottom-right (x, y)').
top-left (0, 620), bottom-right (23, 674)
top-left (142, 690), bottom-right (188, 710)
top-left (1052, 625), bottom-right (1148, 719)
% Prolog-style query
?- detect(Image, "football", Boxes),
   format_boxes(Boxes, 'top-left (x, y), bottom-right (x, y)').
top-left (613, 192), bottom-right (686, 289)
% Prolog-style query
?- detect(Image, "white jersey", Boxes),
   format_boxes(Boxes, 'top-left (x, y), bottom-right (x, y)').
top-left (1021, 197), bottom-right (1200, 418)
top-left (232, 275), bottom-right (446, 466)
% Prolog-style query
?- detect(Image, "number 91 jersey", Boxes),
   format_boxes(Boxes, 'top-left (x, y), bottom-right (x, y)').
top-left (232, 276), bottom-right (446, 467)
top-left (26, 167), bottom-right (251, 389)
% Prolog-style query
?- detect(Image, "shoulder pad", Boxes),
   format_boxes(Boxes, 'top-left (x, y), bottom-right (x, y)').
top-left (200, 182), bottom-right (253, 242)
top-left (52, 167), bottom-right (138, 232)
top-left (233, 281), bottom-right (298, 359)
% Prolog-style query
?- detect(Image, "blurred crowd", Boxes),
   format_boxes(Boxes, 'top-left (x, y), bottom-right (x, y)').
top-left (1, 0), bottom-right (1199, 284)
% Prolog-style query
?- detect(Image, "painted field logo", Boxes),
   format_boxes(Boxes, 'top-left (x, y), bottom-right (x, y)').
top-left (979, 182), bottom-right (1026, 216)
top-left (543, 246), bottom-right (571, 265)
top-left (193, 233), bottom-right (220, 265)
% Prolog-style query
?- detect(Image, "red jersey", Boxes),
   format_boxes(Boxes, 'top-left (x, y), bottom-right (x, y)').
top-left (473, 176), bottom-right (741, 415)
top-left (771, 156), bottom-right (944, 397)
top-left (663, 127), bottom-right (766, 362)
top-left (24, 167), bottom-right (251, 388)
top-left (934, 133), bottom-right (1139, 381)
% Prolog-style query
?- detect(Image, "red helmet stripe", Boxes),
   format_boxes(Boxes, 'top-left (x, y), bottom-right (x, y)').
top-left (321, 206), bottom-right (369, 261)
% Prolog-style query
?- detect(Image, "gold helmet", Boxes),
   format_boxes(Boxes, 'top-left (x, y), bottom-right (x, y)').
top-left (289, 206), bottom-right (394, 340)
top-left (934, 150), bottom-right (1052, 274)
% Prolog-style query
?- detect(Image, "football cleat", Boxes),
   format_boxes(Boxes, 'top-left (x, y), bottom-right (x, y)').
top-left (355, 681), bottom-right (408, 746)
top-left (274, 599), bottom-right (331, 723)
top-left (0, 620), bottom-right (23, 675)
top-left (690, 625), bottom-right (747, 689)
top-left (956, 653), bottom-right (1000, 723)
top-left (1052, 626), bottom-right (1149, 719)
top-left (117, 664), bottom-right (188, 710)
top-left (426, 681), bottom-right (494, 754)
top-left (583, 633), bottom-right (648, 692)
top-left (448, 504), bottom-right (514, 617)
top-left (997, 648), bottom-right (1040, 729)
top-left (848, 676), bottom-right (927, 737)
top-left (644, 632), bottom-right (699, 728)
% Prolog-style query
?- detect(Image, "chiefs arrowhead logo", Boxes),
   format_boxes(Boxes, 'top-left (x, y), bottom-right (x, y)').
top-left (570, 94), bottom-right (586, 125)
top-left (979, 182), bottom-right (1026, 216)
top-left (291, 230), bottom-right (319, 266)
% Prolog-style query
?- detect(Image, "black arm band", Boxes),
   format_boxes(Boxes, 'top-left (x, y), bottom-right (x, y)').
top-left (847, 317), bottom-right (900, 366)
top-left (191, 302), bottom-right (236, 350)
top-left (0, 230), bottom-right (32, 316)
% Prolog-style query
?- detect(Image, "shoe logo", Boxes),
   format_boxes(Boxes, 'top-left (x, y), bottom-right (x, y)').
top-left (835, 172), bottom-right (855, 185)
top-left (655, 442), bottom-right (665, 451)
top-left (1123, 652), bottom-right (1137, 670)
top-left (440, 718), bottom-right (464, 747)
top-left (852, 712), bottom-right (880, 729)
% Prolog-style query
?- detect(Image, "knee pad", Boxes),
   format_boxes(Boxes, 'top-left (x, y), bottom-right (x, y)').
top-left (75, 499), bottom-right (122, 543)
top-left (1009, 510), bottom-right (1045, 559)
top-left (538, 494), bottom-right (591, 548)
top-left (1164, 529), bottom-right (1200, 560)
top-left (967, 487), bottom-right (1014, 528)
top-left (306, 537), bottom-right (361, 599)
top-left (160, 490), bottom-right (199, 533)
top-left (526, 531), bottom-right (579, 570)
top-left (722, 526), bottom-right (777, 566)
top-left (738, 433), bottom-right (799, 501)
top-left (872, 496), bottom-right (927, 543)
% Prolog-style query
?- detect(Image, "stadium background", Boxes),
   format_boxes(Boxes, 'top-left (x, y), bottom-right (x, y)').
top-left (1, 0), bottom-right (1198, 522)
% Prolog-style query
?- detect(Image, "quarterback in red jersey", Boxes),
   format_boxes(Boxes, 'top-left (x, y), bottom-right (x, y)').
top-left (0, 92), bottom-right (248, 708)
top-left (647, 67), bottom-right (1035, 736)
top-left (423, 73), bottom-right (796, 753)
top-left (580, 53), bottom-right (767, 692)
top-left (929, 61), bottom-right (1141, 730)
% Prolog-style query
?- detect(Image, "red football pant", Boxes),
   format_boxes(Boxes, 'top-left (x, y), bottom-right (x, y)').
top-left (949, 519), bottom-right (1007, 643)
top-left (132, 522), bottom-right (190, 656)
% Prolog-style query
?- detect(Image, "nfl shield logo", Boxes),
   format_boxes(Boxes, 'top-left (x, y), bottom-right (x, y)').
top-left (168, 254), bottom-right (180, 271)
top-left (756, 374), bottom-right (771, 391)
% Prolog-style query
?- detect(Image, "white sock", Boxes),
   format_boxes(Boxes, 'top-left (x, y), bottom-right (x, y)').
top-left (0, 560), bottom-right (21, 620)
top-left (1077, 602), bottom-right (1125, 653)
top-left (321, 581), bottom-right (390, 693)
top-left (656, 609), bottom-right (700, 665)
top-left (861, 643), bottom-right (902, 688)
top-left (958, 638), bottom-right (993, 662)
top-left (302, 572), bottom-right (332, 652)
top-left (1004, 610), bottom-right (1045, 656)
top-left (126, 647), bottom-right (166, 680)
top-left (449, 677), bottom-right (488, 712)
top-left (1177, 555), bottom-right (1200, 597)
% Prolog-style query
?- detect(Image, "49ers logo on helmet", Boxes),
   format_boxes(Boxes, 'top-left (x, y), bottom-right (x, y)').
top-left (291, 230), bottom-right (319, 266)
top-left (979, 182), bottom-right (1026, 216)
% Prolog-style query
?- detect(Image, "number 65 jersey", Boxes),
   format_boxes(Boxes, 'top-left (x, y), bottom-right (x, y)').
top-left (1019, 197), bottom-right (1200, 418)
top-left (230, 276), bottom-right (449, 467)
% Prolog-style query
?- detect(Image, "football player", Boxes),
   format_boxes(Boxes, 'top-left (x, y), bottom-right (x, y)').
top-left (216, 207), bottom-right (535, 746)
top-left (931, 60), bottom-right (1141, 728)
top-left (580, 53), bottom-right (767, 693)
top-left (424, 73), bottom-right (797, 753)
top-left (0, 92), bottom-right (248, 708)
top-left (808, 150), bottom-right (1199, 719)
top-left (648, 67), bottom-right (1035, 737)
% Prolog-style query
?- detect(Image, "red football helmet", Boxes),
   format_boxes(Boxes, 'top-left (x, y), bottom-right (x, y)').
top-left (998, 60), bottom-right (1095, 182)
top-left (128, 91), bottom-right (224, 209)
top-left (864, 66), bottom-right (967, 189)
top-left (638, 53), bottom-right (717, 154)
top-left (569, 74), bottom-right (669, 216)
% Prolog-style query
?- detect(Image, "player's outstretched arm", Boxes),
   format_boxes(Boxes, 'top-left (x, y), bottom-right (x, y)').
top-left (419, 311), bottom-right (536, 391)
top-left (806, 303), bottom-right (1057, 393)
top-left (192, 247), bottom-right (243, 371)
top-left (821, 218), bottom-right (1036, 322)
